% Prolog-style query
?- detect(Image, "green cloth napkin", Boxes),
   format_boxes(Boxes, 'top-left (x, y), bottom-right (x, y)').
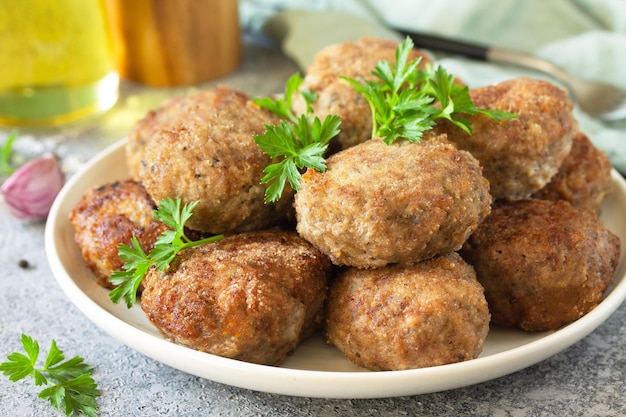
top-left (240, 0), bottom-right (626, 171)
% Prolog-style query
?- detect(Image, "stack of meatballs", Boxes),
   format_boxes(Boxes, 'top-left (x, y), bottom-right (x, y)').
top-left (70, 37), bottom-right (621, 371)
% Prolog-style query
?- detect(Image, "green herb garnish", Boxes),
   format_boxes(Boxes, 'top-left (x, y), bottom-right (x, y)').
top-left (109, 197), bottom-right (224, 308)
top-left (252, 73), bottom-right (317, 123)
top-left (342, 36), bottom-right (517, 144)
top-left (0, 334), bottom-right (100, 417)
top-left (253, 74), bottom-right (341, 203)
top-left (1, 130), bottom-right (18, 175)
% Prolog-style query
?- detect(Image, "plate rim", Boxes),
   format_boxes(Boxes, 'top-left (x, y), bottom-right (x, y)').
top-left (44, 138), bottom-right (626, 399)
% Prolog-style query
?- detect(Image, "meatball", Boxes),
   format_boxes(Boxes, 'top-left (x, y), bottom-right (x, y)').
top-left (325, 252), bottom-right (490, 371)
top-left (140, 230), bottom-right (332, 366)
top-left (137, 86), bottom-right (294, 234)
top-left (460, 199), bottom-right (621, 331)
top-left (531, 131), bottom-right (613, 213)
top-left (293, 37), bottom-right (433, 152)
top-left (70, 179), bottom-right (168, 289)
top-left (435, 77), bottom-right (577, 200)
top-left (295, 135), bottom-right (492, 268)
top-left (126, 95), bottom-right (187, 180)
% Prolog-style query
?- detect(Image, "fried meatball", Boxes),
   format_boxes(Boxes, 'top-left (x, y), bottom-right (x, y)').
top-left (435, 77), bottom-right (577, 200)
top-left (531, 131), bottom-right (613, 213)
top-left (460, 199), bottom-right (621, 331)
top-left (293, 37), bottom-right (433, 152)
top-left (140, 230), bottom-right (332, 366)
top-left (126, 95), bottom-right (187, 180)
top-left (137, 86), bottom-right (294, 234)
top-left (325, 252), bottom-right (490, 371)
top-left (295, 135), bottom-right (491, 268)
top-left (70, 179), bottom-right (168, 289)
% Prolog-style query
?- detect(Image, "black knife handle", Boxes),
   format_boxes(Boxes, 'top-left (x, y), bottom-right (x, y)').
top-left (395, 29), bottom-right (489, 61)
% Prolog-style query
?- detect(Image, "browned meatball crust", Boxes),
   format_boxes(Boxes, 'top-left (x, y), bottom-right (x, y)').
top-left (137, 86), bottom-right (293, 234)
top-left (126, 95), bottom-right (187, 180)
top-left (325, 252), bottom-right (490, 371)
top-left (531, 131), bottom-right (613, 213)
top-left (435, 77), bottom-right (577, 200)
top-left (460, 199), bottom-right (621, 331)
top-left (70, 179), bottom-right (168, 289)
top-left (295, 135), bottom-right (492, 268)
top-left (293, 37), bottom-right (433, 151)
top-left (140, 230), bottom-right (332, 366)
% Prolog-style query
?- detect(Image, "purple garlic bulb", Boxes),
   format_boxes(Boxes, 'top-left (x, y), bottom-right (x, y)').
top-left (1, 153), bottom-right (65, 221)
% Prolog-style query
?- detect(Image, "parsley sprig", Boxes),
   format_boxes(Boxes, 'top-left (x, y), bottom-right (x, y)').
top-left (343, 37), bottom-right (517, 144)
top-left (253, 74), bottom-right (341, 203)
top-left (1, 130), bottom-right (18, 175)
top-left (109, 197), bottom-right (224, 308)
top-left (0, 334), bottom-right (100, 417)
top-left (253, 73), bottom-right (318, 123)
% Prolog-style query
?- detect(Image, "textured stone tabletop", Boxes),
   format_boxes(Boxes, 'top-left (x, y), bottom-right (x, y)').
top-left (1, 40), bottom-right (625, 417)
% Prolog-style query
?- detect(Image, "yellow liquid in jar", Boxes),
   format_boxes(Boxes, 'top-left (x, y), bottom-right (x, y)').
top-left (0, 0), bottom-right (119, 125)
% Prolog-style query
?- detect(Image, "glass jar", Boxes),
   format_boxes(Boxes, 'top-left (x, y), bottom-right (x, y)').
top-left (0, 0), bottom-right (119, 126)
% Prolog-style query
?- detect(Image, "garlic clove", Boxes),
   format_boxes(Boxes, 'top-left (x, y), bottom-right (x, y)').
top-left (0, 153), bottom-right (65, 221)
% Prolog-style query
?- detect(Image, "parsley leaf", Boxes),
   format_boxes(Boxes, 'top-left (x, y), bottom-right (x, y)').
top-left (253, 73), bottom-right (341, 203)
top-left (1, 130), bottom-right (18, 176)
top-left (0, 334), bottom-right (100, 417)
top-left (252, 73), bottom-right (309, 123)
top-left (343, 36), bottom-right (517, 144)
top-left (109, 197), bottom-right (224, 308)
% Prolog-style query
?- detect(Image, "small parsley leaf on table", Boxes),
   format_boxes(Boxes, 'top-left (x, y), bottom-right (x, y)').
top-left (0, 334), bottom-right (100, 417)
top-left (1, 130), bottom-right (18, 175)
top-left (109, 197), bottom-right (224, 308)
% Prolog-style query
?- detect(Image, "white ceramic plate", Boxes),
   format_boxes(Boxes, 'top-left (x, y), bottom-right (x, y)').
top-left (45, 138), bottom-right (626, 399)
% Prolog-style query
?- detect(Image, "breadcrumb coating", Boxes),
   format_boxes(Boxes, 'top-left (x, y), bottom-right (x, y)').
top-left (461, 199), bottom-right (620, 331)
top-left (295, 135), bottom-right (491, 268)
top-left (140, 230), bottom-right (332, 365)
top-left (326, 252), bottom-right (490, 370)
top-left (436, 77), bottom-right (577, 200)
